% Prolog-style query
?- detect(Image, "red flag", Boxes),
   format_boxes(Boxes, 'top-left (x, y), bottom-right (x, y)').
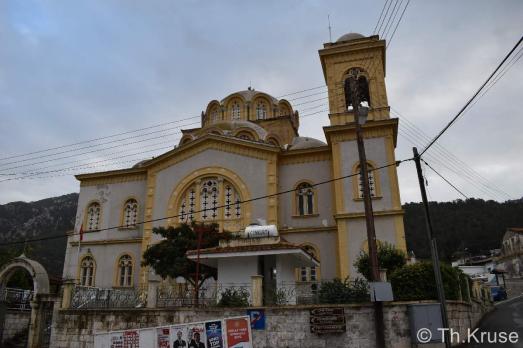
top-left (79, 223), bottom-right (84, 242)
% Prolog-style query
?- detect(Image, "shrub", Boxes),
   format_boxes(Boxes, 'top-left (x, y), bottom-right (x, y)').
top-left (318, 277), bottom-right (369, 304)
top-left (390, 262), bottom-right (461, 301)
top-left (217, 288), bottom-right (250, 307)
top-left (354, 242), bottom-right (406, 280)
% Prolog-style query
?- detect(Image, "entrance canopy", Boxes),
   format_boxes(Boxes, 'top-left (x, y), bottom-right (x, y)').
top-left (187, 241), bottom-right (319, 268)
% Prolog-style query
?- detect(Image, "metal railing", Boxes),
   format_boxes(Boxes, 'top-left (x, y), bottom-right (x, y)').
top-left (70, 286), bottom-right (145, 309)
top-left (157, 283), bottom-right (252, 308)
top-left (0, 287), bottom-right (33, 310)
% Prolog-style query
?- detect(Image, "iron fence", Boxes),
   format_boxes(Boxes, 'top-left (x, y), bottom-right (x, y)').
top-left (70, 286), bottom-right (145, 309)
top-left (0, 287), bottom-right (33, 310)
top-left (157, 283), bottom-right (252, 308)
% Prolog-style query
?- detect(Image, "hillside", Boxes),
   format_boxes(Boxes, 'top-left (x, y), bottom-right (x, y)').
top-left (0, 194), bottom-right (522, 279)
top-left (0, 193), bottom-right (78, 276)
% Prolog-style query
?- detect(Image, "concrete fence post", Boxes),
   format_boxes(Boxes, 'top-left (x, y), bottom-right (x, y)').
top-left (251, 275), bottom-right (263, 307)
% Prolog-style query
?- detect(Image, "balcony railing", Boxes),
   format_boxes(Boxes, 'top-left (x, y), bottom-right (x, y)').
top-left (157, 283), bottom-right (252, 308)
top-left (0, 287), bottom-right (33, 310)
top-left (70, 286), bottom-right (145, 309)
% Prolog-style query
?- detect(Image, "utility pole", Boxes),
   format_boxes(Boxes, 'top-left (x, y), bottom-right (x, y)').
top-left (349, 68), bottom-right (385, 348)
top-left (413, 147), bottom-right (450, 348)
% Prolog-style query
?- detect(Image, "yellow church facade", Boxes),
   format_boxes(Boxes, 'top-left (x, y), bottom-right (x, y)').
top-left (62, 33), bottom-right (406, 290)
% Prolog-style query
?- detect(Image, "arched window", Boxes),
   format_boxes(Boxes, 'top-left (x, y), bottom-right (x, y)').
top-left (298, 245), bottom-right (320, 283)
top-left (296, 182), bottom-right (315, 216)
top-left (86, 202), bottom-right (101, 231)
top-left (235, 131), bottom-right (254, 141)
top-left (123, 199), bottom-right (138, 228)
top-left (279, 106), bottom-right (290, 116)
top-left (256, 102), bottom-right (267, 120)
top-left (211, 108), bottom-right (220, 123)
top-left (355, 162), bottom-right (377, 199)
top-left (178, 176), bottom-right (242, 223)
top-left (267, 137), bottom-right (280, 147)
top-left (117, 254), bottom-right (133, 287)
top-left (343, 68), bottom-right (371, 110)
top-left (231, 101), bottom-right (241, 120)
top-left (80, 255), bottom-right (95, 286)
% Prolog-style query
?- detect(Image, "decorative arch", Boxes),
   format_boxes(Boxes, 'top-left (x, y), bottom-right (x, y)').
top-left (351, 160), bottom-right (382, 200)
top-left (232, 127), bottom-right (260, 141)
top-left (166, 167), bottom-right (252, 231)
top-left (225, 97), bottom-right (245, 121)
top-left (252, 95), bottom-right (273, 120)
top-left (0, 255), bottom-right (50, 295)
top-left (113, 253), bottom-right (134, 287)
top-left (266, 134), bottom-right (282, 147)
top-left (204, 100), bottom-right (222, 126)
top-left (179, 134), bottom-right (196, 146)
top-left (292, 180), bottom-right (318, 216)
top-left (203, 126), bottom-right (225, 136)
top-left (278, 99), bottom-right (293, 117)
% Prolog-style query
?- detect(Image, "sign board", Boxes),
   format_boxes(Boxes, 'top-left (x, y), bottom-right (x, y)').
top-left (309, 307), bottom-right (346, 334)
top-left (244, 224), bottom-right (278, 238)
top-left (225, 317), bottom-right (252, 348)
top-left (247, 309), bottom-right (265, 330)
top-left (370, 282), bottom-right (394, 302)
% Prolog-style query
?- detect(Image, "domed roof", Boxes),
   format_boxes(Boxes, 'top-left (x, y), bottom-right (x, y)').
top-left (336, 32), bottom-right (365, 42)
top-left (288, 136), bottom-right (327, 150)
top-left (221, 88), bottom-right (278, 103)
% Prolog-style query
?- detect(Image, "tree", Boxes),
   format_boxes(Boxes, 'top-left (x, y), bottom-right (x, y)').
top-left (142, 223), bottom-right (231, 287)
top-left (354, 242), bottom-right (406, 280)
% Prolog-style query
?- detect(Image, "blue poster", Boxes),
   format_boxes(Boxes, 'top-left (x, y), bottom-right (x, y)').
top-left (247, 309), bottom-right (265, 330)
top-left (205, 320), bottom-right (223, 348)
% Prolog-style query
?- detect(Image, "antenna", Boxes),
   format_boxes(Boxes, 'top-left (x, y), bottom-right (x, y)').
top-left (328, 14), bottom-right (332, 42)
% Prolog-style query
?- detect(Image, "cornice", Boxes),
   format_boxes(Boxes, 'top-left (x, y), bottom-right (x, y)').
top-left (323, 118), bottom-right (398, 146)
top-left (70, 238), bottom-right (143, 246)
top-left (334, 209), bottom-right (404, 220)
top-left (280, 226), bottom-right (337, 234)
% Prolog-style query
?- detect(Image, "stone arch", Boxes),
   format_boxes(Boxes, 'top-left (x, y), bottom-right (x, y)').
top-left (0, 255), bottom-right (49, 295)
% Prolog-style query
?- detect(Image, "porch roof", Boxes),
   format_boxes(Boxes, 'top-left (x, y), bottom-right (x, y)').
top-left (186, 241), bottom-right (319, 267)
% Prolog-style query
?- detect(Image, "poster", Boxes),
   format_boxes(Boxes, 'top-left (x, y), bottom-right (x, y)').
top-left (247, 309), bottom-right (265, 330)
top-left (110, 330), bottom-right (140, 348)
top-left (171, 325), bottom-right (188, 348)
top-left (157, 327), bottom-right (171, 348)
top-left (205, 321), bottom-right (223, 348)
top-left (187, 323), bottom-right (206, 348)
top-left (225, 318), bottom-right (252, 348)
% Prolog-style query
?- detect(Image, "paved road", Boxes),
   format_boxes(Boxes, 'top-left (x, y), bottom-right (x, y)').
top-left (461, 296), bottom-right (523, 348)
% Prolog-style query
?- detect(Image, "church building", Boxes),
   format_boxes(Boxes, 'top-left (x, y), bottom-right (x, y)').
top-left (62, 33), bottom-right (406, 293)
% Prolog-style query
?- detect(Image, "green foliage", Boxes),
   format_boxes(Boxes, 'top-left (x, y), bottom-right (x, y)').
top-left (390, 262), bottom-right (463, 301)
top-left (354, 242), bottom-right (406, 280)
top-left (318, 277), bottom-right (369, 304)
top-left (403, 198), bottom-right (523, 261)
top-left (142, 223), bottom-right (231, 286)
top-left (217, 288), bottom-right (250, 307)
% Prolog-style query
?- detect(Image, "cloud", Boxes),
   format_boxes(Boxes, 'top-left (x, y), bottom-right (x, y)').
top-left (0, 0), bottom-right (522, 203)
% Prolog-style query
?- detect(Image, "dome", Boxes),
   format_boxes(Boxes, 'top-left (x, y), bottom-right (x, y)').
top-left (221, 87), bottom-right (278, 104)
top-left (288, 136), bottom-right (327, 150)
top-left (336, 32), bottom-right (365, 43)
top-left (208, 120), bottom-right (268, 140)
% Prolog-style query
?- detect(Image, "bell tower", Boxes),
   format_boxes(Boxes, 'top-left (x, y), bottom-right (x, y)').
top-left (319, 33), bottom-right (389, 126)
top-left (320, 33), bottom-right (406, 279)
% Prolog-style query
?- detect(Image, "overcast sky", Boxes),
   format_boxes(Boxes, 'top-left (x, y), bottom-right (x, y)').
top-left (1, 0), bottom-right (522, 204)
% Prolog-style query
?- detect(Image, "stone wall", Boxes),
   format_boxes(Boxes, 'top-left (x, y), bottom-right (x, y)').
top-left (49, 301), bottom-right (491, 348)
top-left (505, 278), bottom-right (523, 297)
top-left (1, 309), bottom-right (30, 344)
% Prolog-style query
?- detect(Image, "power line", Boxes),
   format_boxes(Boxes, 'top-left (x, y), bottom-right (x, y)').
top-left (420, 35), bottom-right (523, 156)
top-left (421, 158), bottom-right (468, 199)
top-left (0, 158), bottom-right (411, 246)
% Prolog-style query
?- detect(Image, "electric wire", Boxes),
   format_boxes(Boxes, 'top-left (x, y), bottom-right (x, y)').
top-left (421, 159), bottom-right (469, 199)
top-left (0, 158), bottom-right (411, 246)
